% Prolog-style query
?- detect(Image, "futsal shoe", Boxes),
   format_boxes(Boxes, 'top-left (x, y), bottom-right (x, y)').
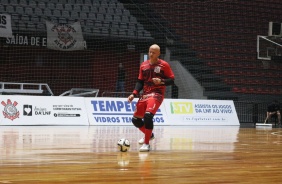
top-left (138, 133), bottom-right (155, 144)
top-left (139, 144), bottom-right (150, 152)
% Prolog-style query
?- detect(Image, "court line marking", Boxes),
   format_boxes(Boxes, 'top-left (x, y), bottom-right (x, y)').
top-left (271, 131), bottom-right (282, 136)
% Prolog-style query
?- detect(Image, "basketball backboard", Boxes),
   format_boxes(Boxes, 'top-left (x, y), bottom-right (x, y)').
top-left (257, 35), bottom-right (282, 60)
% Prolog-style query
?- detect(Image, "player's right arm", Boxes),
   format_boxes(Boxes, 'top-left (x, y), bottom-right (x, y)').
top-left (128, 79), bottom-right (144, 103)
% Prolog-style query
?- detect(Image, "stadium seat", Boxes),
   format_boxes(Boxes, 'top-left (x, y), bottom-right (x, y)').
top-left (38, 2), bottom-right (46, 9)
top-left (71, 12), bottom-right (79, 19)
top-left (47, 3), bottom-right (55, 9)
top-left (123, 9), bottom-right (130, 16)
top-left (111, 21), bottom-right (119, 29)
top-left (0, 5), bottom-right (4, 12)
top-left (53, 10), bottom-right (61, 17)
top-left (88, 12), bottom-right (96, 20)
top-left (130, 16), bottom-right (137, 23)
top-left (121, 16), bottom-right (130, 23)
top-left (84, 0), bottom-right (92, 5)
top-left (92, 1), bottom-right (100, 8)
top-left (44, 9), bottom-right (52, 17)
top-left (98, 7), bottom-right (107, 14)
top-left (105, 14), bottom-right (113, 22)
top-left (113, 15), bottom-right (121, 22)
top-left (86, 20), bottom-right (94, 27)
top-left (108, 3), bottom-right (116, 9)
top-left (0, 0), bottom-right (8, 5)
top-left (56, 4), bottom-right (64, 10)
top-left (19, 0), bottom-right (27, 5)
top-left (97, 14), bottom-right (104, 21)
top-left (76, 0), bottom-right (83, 4)
top-left (115, 8), bottom-right (122, 15)
top-left (34, 8), bottom-right (43, 16)
top-left (120, 22), bottom-right (128, 30)
top-left (27, 23), bottom-right (36, 31)
top-left (101, 28), bottom-right (109, 36)
top-left (21, 15), bottom-right (30, 22)
top-left (65, 4), bottom-right (72, 11)
top-left (94, 21), bottom-right (102, 28)
top-left (25, 7), bottom-right (33, 15)
top-left (83, 27), bottom-right (92, 33)
top-left (119, 29), bottom-right (127, 38)
top-left (59, 0), bottom-right (67, 4)
top-left (16, 6), bottom-right (24, 14)
top-left (73, 4), bottom-right (81, 11)
top-left (80, 12), bottom-right (88, 20)
top-left (107, 7), bottom-right (115, 14)
top-left (37, 23), bottom-right (45, 30)
top-left (128, 23), bottom-right (136, 31)
top-left (109, 28), bottom-right (119, 36)
top-left (90, 6), bottom-right (98, 13)
top-left (116, 3), bottom-right (124, 10)
top-left (82, 5), bottom-right (90, 12)
top-left (92, 27), bottom-right (102, 35)
top-left (10, 0), bottom-right (17, 5)
top-left (62, 11), bottom-right (70, 18)
top-left (18, 22), bottom-right (27, 30)
top-left (128, 30), bottom-right (135, 38)
top-left (68, 0), bottom-right (75, 4)
top-left (11, 21), bottom-right (18, 29)
top-left (50, 17), bottom-right (58, 23)
top-left (59, 17), bottom-right (67, 24)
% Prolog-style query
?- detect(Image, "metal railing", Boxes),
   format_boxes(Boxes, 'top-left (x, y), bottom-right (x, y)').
top-left (0, 82), bottom-right (54, 96)
top-left (60, 88), bottom-right (99, 97)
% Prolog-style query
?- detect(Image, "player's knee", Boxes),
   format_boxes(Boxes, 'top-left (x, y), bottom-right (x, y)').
top-left (132, 117), bottom-right (144, 128)
top-left (144, 112), bottom-right (154, 129)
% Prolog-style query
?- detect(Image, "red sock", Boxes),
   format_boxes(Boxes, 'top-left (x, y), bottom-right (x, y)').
top-left (139, 125), bottom-right (146, 134)
top-left (144, 129), bottom-right (153, 144)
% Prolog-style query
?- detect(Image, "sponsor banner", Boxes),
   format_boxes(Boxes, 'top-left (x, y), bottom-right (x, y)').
top-left (46, 21), bottom-right (85, 51)
top-left (85, 98), bottom-right (168, 125)
top-left (0, 96), bottom-right (88, 125)
top-left (0, 14), bottom-right (12, 38)
top-left (164, 99), bottom-right (239, 125)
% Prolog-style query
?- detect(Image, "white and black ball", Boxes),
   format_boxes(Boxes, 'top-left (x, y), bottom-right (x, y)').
top-left (117, 138), bottom-right (130, 152)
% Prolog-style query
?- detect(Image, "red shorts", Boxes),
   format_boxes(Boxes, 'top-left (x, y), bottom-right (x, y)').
top-left (133, 96), bottom-right (163, 118)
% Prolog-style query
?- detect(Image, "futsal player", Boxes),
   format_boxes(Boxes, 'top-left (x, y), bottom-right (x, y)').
top-left (128, 44), bottom-right (175, 152)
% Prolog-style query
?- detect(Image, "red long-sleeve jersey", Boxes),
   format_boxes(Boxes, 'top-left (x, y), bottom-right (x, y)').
top-left (137, 59), bottom-right (174, 99)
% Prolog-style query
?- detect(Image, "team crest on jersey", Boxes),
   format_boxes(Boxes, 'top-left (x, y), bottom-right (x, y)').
top-left (154, 66), bottom-right (161, 73)
top-left (1, 99), bottom-right (20, 121)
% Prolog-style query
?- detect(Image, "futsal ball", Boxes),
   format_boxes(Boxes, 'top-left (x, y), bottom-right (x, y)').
top-left (117, 138), bottom-right (130, 152)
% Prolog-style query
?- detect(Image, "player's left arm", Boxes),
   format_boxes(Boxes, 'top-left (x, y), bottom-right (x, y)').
top-left (161, 62), bottom-right (175, 86)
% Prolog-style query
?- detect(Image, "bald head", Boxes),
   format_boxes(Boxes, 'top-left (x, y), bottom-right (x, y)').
top-left (148, 44), bottom-right (160, 64)
top-left (150, 44), bottom-right (160, 52)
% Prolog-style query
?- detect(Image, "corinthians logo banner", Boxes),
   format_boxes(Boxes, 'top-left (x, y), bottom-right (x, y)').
top-left (46, 21), bottom-right (84, 51)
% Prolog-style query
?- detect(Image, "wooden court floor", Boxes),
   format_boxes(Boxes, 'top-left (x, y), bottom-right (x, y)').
top-left (0, 125), bottom-right (282, 184)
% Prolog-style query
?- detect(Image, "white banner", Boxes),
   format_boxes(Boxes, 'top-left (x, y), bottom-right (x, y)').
top-left (163, 99), bottom-right (240, 125)
top-left (0, 14), bottom-right (12, 38)
top-left (0, 96), bottom-right (89, 125)
top-left (0, 96), bottom-right (240, 126)
top-left (85, 98), bottom-right (168, 125)
top-left (46, 21), bottom-right (84, 51)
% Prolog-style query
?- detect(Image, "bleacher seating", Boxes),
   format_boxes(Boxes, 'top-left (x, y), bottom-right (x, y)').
top-left (0, 0), bottom-right (153, 39)
top-left (148, 0), bottom-right (282, 98)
